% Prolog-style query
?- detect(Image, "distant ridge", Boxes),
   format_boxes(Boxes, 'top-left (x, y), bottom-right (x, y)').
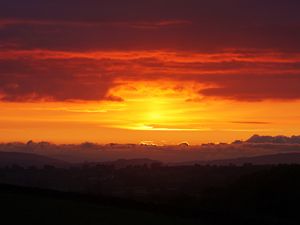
top-left (174, 153), bottom-right (300, 166)
top-left (1, 151), bottom-right (300, 168)
top-left (87, 158), bottom-right (161, 169)
top-left (0, 151), bottom-right (69, 168)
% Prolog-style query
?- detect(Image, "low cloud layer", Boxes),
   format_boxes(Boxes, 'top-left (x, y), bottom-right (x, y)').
top-left (245, 135), bottom-right (300, 144)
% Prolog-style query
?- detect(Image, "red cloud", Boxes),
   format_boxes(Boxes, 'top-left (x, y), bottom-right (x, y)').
top-left (198, 74), bottom-right (300, 101)
top-left (0, 74), bottom-right (118, 102)
top-left (0, 49), bottom-right (300, 102)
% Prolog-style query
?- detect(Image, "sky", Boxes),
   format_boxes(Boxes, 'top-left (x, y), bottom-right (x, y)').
top-left (1, 0), bottom-right (300, 144)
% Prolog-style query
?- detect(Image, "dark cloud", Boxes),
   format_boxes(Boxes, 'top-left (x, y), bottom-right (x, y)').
top-left (0, 74), bottom-right (117, 102)
top-left (0, 58), bottom-right (119, 102)
top-left (246, 135), bottom-right (300, 144)
top-left (231, 121), bottom-right (271, 125)
top-left (1, 0), bottom-right (300, 51)
top-left (1, 1), bottom-right (300, 102)
top-left (1, 51), bottom-right (300, 102)
top-left (198, 74), bottom-right (300, 101)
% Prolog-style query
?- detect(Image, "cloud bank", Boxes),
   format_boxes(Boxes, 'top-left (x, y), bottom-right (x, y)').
top-left (1, 0), bottom-right (300, 102)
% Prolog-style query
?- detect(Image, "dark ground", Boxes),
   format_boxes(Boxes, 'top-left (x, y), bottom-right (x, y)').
top-left (0, 184), bottom-right (199, 225)
top-left (0, 164), bottom-right (299, 225)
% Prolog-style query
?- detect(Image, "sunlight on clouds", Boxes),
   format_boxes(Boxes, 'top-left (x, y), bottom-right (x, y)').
top-left (1, 81), bottom-right (300, 143)
top-left (106, 81), bottom-right (211, 130)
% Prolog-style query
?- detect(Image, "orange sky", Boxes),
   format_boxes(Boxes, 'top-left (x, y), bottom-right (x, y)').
top-left (1, 78), bottom-right (300, 144)
top-left (1, 1), bottom-right (300, 144)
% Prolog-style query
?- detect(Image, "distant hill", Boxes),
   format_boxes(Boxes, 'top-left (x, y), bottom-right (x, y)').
top-left (88, 158), bottom-right (162, 169)
top-left (176, 153), bottom-right (300, 166)
top-left (2, 151), bottom-right (300, 168)
top-left (0, 151), bottom-right (69, 168)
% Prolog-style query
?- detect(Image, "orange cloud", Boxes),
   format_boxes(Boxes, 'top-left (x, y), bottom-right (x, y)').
top-left (1, 49), bottom-right (300, 102)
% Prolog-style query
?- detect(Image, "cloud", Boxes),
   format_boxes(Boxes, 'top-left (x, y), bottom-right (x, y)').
top-left (0, 58), bottom-right (120, 102)
top-left (198, 74), bottom-right (300, 101)
top-left (246, 135), bottom-right (300, 144)
top-left (0, 18), bottom-right (190, 30)
top-left (231, 121), bottom-right (271, 125)
top-left (2, 0), bottom-right (300, 103)
top-left (1, 49), bottom-right (300, 102)
top-left (1, 0), bottom-right (300, 52)
top-left (0, 74), bottom-right (118, 102)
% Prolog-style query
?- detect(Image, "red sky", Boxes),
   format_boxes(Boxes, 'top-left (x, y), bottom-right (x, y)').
top-left (1, 0), bottom-right (300, 144)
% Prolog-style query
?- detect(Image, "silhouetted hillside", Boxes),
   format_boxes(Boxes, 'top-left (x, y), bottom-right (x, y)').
top-left (0, 165), bottom-right (299, 225)
top-left (177, 153), bottom-right (300, 166)
top-left (2, 138), bottom-right (300, 163)
top-left (0, 184), bottom-right (195, 225)
top-left (0, 152), bottom-right (69, 168)
top-left (96, 158), bottom-right (162, 169)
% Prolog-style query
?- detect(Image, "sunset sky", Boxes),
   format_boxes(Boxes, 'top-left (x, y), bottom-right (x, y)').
top-left (1, 0), bottom-right (300, 144)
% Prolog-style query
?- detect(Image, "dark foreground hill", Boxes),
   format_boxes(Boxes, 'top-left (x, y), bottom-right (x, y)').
top-left (0, 184), bottom-right (197, 225)
top-left (0, 164), bottom-right (299, 225)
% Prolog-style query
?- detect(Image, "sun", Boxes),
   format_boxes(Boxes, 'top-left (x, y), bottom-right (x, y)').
top-left (148, 112), bottom-right (162, 121)
top-left (144, 97), bottom-right (166, 121)
top-left (130, 97), bottom-right (170, 130)
top-left (103, 80), bottom-right (209, 131)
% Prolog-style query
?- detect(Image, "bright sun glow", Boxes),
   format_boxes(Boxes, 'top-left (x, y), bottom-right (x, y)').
top-left (109, 82), bottom-right (203, 131)
top-left (1, 80), bottom-right (300, 144)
